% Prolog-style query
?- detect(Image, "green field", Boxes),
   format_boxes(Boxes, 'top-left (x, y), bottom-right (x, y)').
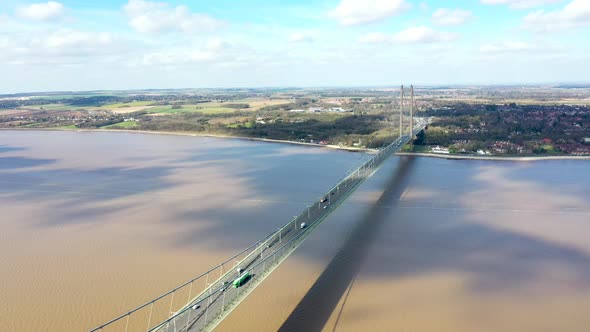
top-left (146, 105), bottom-right (236, 115)
top-left (58, 124), bottom-right (78, 129)
top-left (194, 107), bottom-right (236, 114)
top-left (31, 94), bottom-right (119, 100)
top-left (101, 121), bottom-right (138, 129)
top-left (100, 101), bottom-right (155, 108)
top-left (26, 104), bottom-right (78, 111)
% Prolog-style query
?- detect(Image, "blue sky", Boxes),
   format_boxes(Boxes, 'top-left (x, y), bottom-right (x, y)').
top-left (0, 0), bottom-right (589, 93)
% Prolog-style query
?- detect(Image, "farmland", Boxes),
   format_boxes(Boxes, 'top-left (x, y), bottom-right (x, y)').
top-left (1, 86), bottom-right (589, 153)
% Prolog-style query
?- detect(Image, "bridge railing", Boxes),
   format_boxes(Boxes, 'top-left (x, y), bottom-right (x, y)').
top-left (89, 231), bottom-right (279, 332)
top-left (149, 217), bottom-right (314, 332)
top-left (90, 121), bottom-right (426, 332)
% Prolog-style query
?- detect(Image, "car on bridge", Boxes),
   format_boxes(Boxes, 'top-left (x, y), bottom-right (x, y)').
top-left (233, 272), bottom-right (251, 288)
top-left (320, 197), bottom-right (328, 203)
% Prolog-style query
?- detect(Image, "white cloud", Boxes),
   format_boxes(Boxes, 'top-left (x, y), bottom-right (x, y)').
top-left (206, 38), bottom-right (230, 51)
top-left (288, 32), bottom-right (314, 43)
top-left (393, 26), bottom-right (456, 43)
top-left (329, 0), bottom-right (410, 26)
top-left (481, 0), bottom-right (564, 9)
top-left (432, 8), bottom-right (472, 26)
top-left (139, 49), bottom-right (270, 70)
top-left (124, 0), bottom-right (224, 34)
top-left (480, 41), bottom-right (533, 53)
top-left (140, 49), bottom-right (216, 66)
top-left (523, 0), bottom-right (590, 31)
top-left (478, 40), bottom-right (566, 63)
top-left (358, 32), bottom-right (390, 44)
top-left (359, 26), bottom-right (456, 44)
top-left (136, 39), bottom-right (257, 67)
top-left (16, 1), bottom-right (64, 21)
top-left (0, 29), bottom-right (128, 65)
top-left (479, 40), bottom-right (566, 56)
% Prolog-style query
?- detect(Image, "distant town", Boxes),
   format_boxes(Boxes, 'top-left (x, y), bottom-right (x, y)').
top-left (1, 86), bottom-right (589, 156)
top-left (417, 103), bottom-right (590, 156)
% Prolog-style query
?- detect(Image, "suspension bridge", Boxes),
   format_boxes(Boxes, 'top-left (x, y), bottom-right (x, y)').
top-left (90, 85), bottom-right (427, 332)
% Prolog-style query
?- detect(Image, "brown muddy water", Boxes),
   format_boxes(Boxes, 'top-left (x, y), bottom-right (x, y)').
top-left (0, 130), bottom-right (368, 331)
top-left (217, 156), bottom-right (590, 332)
top-left (2, 131), bottom-right (590, 332)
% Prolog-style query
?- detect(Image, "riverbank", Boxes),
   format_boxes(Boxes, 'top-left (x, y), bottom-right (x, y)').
top-left (396, 152), bottom-right (590, 161)
top-left (0, 128), bottom-right (379, 153)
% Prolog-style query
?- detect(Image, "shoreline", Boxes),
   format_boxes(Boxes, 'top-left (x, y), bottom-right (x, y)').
top-left (0, 127), bottom-right (379, 153)
top-left (396, 152), bottom-right (590, 161)
top-left (4, 128), bottom-right (588, 160)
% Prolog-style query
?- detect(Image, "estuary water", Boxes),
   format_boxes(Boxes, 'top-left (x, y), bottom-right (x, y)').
top-left (217, 156), bottom-right (590, 332)
top-left (2, 130), bottom-right (590, 332)
top-left (0, 130), bottom-right (366, 331)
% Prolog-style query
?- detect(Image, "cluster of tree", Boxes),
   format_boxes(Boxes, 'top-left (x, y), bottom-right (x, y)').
top-left (222, 103), bottom-right (250, 109)
top-left (0, 99), bottom-right (48, 109)
top-left (68, 96), bottom-right (118, 106)
top-left (121, 111), bottom-right (397, 148)
top-left (230, 114), bottom-right (385, 141)
top-left (258, 98), bottom-right (316, 112)
top-left (76, 118), bottom-right (124, 128)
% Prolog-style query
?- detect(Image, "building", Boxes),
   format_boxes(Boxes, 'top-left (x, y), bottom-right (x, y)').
top-left (432, 146), bottom-right (450, 154)
top-left (329, 107), bottom-right (352, 113)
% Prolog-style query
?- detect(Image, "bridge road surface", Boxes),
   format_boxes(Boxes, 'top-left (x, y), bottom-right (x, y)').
top-left (150, 132), bottom-right (421, 332)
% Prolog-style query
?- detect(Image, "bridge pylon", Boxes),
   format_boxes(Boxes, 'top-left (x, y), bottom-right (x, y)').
top-left (399, 85), bottom-right (404, 138)
top-left (410, 84), bottom-right (415, 140)
top-left (398, 84), bottom-right (416, 139)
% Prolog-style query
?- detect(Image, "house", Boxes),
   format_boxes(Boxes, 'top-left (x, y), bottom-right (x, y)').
top-left (329, 107), bottom-right (352, 113)
top-left (432, 146), bottom-right (450, 154)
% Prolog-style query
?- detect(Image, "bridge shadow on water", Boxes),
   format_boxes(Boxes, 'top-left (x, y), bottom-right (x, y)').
top-left (365, 158), bottom-right (590, 293)
top-left (277, 156), bottom-right (590, 332)
top-left (278, 156), bottom-right (416, 332)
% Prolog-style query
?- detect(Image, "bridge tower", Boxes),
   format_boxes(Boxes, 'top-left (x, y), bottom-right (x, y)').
top-left (410, 85), bottom-right (414, 138)
top-left (399, 85), bottom-right (416, 138)
top-left (399, 85), bottom-right (404, 138)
